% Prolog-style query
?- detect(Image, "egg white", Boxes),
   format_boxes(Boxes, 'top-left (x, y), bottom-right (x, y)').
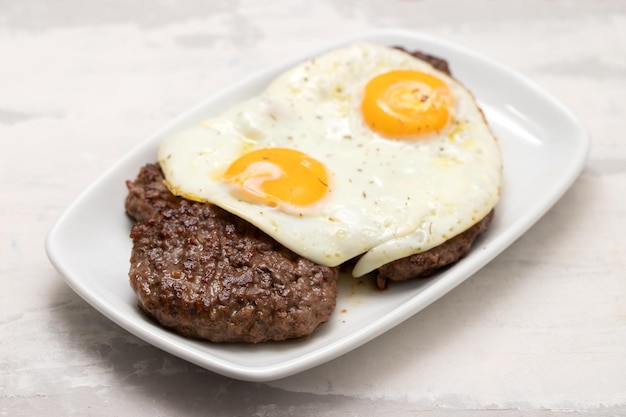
top-left (158, 43), bottom-right (502, 277)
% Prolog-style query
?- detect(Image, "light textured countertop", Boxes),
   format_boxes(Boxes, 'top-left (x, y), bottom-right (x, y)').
top-left (2, 1), bottom-right (625, 416)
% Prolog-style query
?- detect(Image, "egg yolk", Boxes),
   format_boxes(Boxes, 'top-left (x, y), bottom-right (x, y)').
top-left (361, 69), bottom-right (455, 138)
top-left (223, 147), bottom-right (329, 208)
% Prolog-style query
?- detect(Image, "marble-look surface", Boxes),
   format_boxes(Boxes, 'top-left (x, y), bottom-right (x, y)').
top-left (2, 1), bottom-right (625, 415)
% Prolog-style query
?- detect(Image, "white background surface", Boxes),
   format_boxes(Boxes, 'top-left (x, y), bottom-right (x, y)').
top-left (2, 0), bottom-right (625, 415)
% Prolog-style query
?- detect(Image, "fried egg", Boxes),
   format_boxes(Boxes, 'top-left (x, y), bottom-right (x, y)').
top-left (158, 43), bottom-right (502, 277)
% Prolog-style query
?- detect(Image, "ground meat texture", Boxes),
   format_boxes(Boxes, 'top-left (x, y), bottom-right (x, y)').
top-left (125, 163), bottom-right (182, 223)
top-left (129, 199), bottom-right (339, 343)
top-left (375, 210), bottom-right (494, 289)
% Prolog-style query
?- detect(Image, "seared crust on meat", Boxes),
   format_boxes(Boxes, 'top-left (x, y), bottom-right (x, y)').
top-left (125, 163), bottom-right (182, 223)
top-left (375, 210), bottom-right (494, 289)
top-left (126, 164), bottom-right (338, 343)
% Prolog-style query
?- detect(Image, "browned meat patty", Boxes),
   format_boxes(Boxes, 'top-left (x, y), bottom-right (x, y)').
top-left (125, 163), bottom-right (181, 223)
top-left (127, 164), bottom-right (338, 343)
top-left (375, 210), bottom-right (494, 289)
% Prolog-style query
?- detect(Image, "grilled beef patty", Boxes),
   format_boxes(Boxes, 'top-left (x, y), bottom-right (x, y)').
top-left (126, 164), bottom-right (338, 343)
top-left (375, 210), bottom-right (493, 289)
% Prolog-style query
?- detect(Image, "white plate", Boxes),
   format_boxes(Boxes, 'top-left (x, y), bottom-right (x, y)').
top-left (45, 29), bottom-right (589, 382)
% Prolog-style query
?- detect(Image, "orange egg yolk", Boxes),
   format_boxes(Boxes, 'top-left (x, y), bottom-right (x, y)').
top-left (361, 69), bottom-right (455, 138)
top-left (223, 148), bottom-right (329, 208)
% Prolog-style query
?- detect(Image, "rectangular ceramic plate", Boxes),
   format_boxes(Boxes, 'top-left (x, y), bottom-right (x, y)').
top-left (46, 29), bottom-right (589, 382)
